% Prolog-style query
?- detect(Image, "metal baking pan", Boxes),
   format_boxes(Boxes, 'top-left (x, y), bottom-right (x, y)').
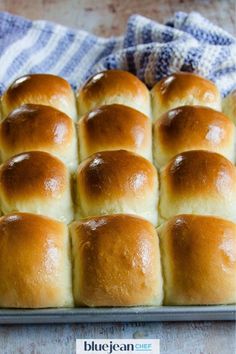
top-left (0, 305), bottom-right (235, 324)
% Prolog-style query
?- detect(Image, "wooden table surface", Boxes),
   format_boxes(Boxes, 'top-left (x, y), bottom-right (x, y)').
top-left (0, 0), bottom-right (235, 36)
top-left (0, 0), bottom-right (235, 353)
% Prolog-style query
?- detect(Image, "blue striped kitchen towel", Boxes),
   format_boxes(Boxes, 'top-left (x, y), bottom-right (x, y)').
top-left (0, 11), bottom-right (235, 96)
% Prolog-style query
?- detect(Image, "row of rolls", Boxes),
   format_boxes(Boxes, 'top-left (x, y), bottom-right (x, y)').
top-left (0, 70), bottom-right (235, 308)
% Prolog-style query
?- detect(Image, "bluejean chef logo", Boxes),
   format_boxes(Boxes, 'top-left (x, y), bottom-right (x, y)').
top-left (76, 339), bottom-right (160, 354)
top-left (84, 341), bottom-right (151, 352)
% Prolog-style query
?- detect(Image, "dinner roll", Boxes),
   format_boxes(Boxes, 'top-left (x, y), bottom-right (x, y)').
top-left (0, 213), bottom-right (73, 308)
top-left (76, 70), bottom-right (150, 117)
top-left (153, 105), bottom-right (235, 167)
top-left (159, 214), bottom-right (236, 305)
top-left (78, 104), bottom-right (152, 161)
top-left (151, 72), bottom-right (221, 121)
top-left (159, 150), bottom-right (236, 223)
top-left (71, 214), bottom-right (163, 307)
top-left (1, 74), bottom-right (77, 120)
top-left (222, 89), bottom-right (236, 124)
top-left (76, 150), bottom-right (158, 225)
top-left (0, 151), bottom-right (73, 223)
top-left (0, 104), bottom-right (78, 170)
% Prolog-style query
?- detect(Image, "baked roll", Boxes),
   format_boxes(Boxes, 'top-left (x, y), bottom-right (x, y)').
top-left (151, 72), bottom-right (221, 121)
top-left (76, 70), bottom-right (150, 117)
top-left (0, 212), bottom-right (73, 308)
top-left (1, 74), bottom-right (77, 120)
top-left (78, 104), bottom-right (152, 161)
top-left (153, 105), bottom-right (235, 167)
top-left (222, 89), bottom-right (236, 124)
top-left (0, 104), bottom-right (78, 170)
top-left (0, 151), bottom-right (73, 223)
top-left (71, 214), bottom-right (163, 307)
top-left (76, 150), bottom-right (158, 225)
top-left (158, 214), bottom-right (236, 305)
top-left (159, 150), bottom-right (236, 223)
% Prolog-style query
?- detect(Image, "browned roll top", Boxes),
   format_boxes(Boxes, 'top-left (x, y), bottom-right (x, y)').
top-left (78, 149), bottom-right (157, 201)
top-left (153, 105), bottom-right (235, 166)
top-left (1, 74), bottom-right (77, 120)
top-left (162, 150), bottom-right (236, 196)
top-left (151, 72), bottom-right (221, 120)
top-left (78, 104), bottom-right (152, 160)
top-left (0, 212), bottom-right (73, 308)
top-left (0, 151), bottom-right (67, 199)
top-left (159, 214), bottom-right (236, 305)
top-left (0, 104), bottom-right (75, 161)
top-left (77, 69), bottom-right (150, 116)
top-left (71, 214), bottom-right (163, 307)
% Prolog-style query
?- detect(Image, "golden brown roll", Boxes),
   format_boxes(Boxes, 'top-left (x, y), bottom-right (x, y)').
top-left (76, 70), bottom-right (150, 117)
top-left (158, 214), bottom-right (236, 305)
top-left (78, 104), bottom-right (152, 161)
top-left (0, 104), bottom-right (78, 170)
top-left (151, 72), bottom-right (221, 121)
top-left (71, 214), bottom-right (163, 307)
top-left (222, 90), bottom-right (236, 124)
top-left (1, 74), bottom-right (77, 120)
top-left (153, 105), bottom-right (235, 167)
top-left (76, 150), bottom-right (158, 225)
top-left (0, 212), bottom-right (73, 308)
top-left (0, 151), bottom-right (73, 223)
top-left (159, 150), bottom-right (236, 223)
